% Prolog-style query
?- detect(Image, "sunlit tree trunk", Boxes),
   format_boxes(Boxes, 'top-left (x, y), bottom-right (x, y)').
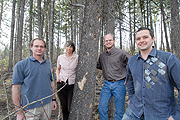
top-left (132, 0), bottom-right (136, 55)
top-left (129, 0), bottom-right (133, 55)
top-left (38, 0), bottom-right (42, 38)
top-left (73, 0), bottom-right (77, 53)
top-left (78, 0), bottom-right (83, 52)
top-left (8, 0), bottom-right (16, 72)
top-left (29, 0), bottom-right (33, 56)
top-left (17, 0), bottom-right (25, 62)
top-left (160, 15), bottom-right (165, 51)
top-left (137, 0), bottom-right (143, 26)
top-left (100, 1), bottom-right (105, 53)
top-left (160, 0), bottom-right (170, 52)
top-left (49, 0), bottom-right (54, 63)
top-left (0, 0), bottom-right (4, 37)
top-left (45, 0), bottom-right (50, 60)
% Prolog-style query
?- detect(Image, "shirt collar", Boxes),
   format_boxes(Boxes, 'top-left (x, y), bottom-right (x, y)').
top-left (30, 56), bottom-right (46, 63)
top-left (64, 53), bottom-right (76, 60)
top-left (105, 47), bottom-right (115, 55)
top-left (137, 47), bottom-right (157, 59)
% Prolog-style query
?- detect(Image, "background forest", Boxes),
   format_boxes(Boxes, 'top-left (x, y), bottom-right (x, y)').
top-left (0, 0), bottom-right (180, 120)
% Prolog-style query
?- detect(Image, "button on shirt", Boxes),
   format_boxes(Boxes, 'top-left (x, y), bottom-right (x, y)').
top-left (126, 47), bottom-right (180, 120)
top-left (57, 54), bottom-right (78, 85)
top-left (97, 47), bottom-right (131, 81)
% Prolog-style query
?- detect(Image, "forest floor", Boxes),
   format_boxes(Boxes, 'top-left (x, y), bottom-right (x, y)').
top-left (0, 71), bottom-right (60, 120)
top-left (0, 70), bottom-right (129, 120)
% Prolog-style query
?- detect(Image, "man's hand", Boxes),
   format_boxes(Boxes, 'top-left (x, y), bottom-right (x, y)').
top-left (127, 100), bottom-right (130, 106)
top-left (168, 116), bottom-right (174, 120)
top-left (16, 111), bottom-right (25, 120)
top-left (52, 101), bottom-right (57, 110)
top-left (124, 80), bottom-right (126, 85)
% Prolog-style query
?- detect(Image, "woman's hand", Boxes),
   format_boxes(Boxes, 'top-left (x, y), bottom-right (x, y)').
top-left (56, 77), bottom-right (61, 82)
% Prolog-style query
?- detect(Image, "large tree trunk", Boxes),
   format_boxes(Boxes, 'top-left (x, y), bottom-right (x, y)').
top-left (8, 0), bottom-right (16, 72)
top-left (169, 0), bottom-right (180, 59)
top-left (69, 0), bottom-right (102, 119)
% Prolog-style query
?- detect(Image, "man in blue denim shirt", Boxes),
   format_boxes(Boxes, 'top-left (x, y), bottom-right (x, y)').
top-left (122, 27), bottom-right (180, 120)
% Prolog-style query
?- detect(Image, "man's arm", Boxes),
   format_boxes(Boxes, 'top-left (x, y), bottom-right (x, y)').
top-left (97, 56), bottom-right (102, 70)
top-left (167, 54), bottom-right (180, 120)
top-left (56, 65), bottom-right (61, 82)
top-left (12, 84), bottom-right (25, 119)
top-left (51, 81), bottom-right (57, 110)
top-left (126, 63), bottom-right (134, 100)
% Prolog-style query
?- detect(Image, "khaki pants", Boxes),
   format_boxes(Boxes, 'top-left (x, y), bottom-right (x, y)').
top-left (25, 101), bottom-right (52, 120)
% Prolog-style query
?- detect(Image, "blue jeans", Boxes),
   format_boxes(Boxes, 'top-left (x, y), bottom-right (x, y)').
top-left (122, 107), bottom-right (145, 120)
top-left (98, 79), bottom-right (126, 120)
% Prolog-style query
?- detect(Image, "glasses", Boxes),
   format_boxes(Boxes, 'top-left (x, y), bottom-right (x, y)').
top-left (105, 40), bottom-right (113, 42)
top-left (33, 45), bottom-right (45, 48)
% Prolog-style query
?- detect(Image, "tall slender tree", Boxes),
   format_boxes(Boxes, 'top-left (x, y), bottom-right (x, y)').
top-left (38, 0), bottom-right (42, 38)
top-left (8, 0), bottom-right (16, 72)
top-left (17, 0), bottom-right (25, 62)
top-left (104, 0), bottom-right (115, 119)
top-left (0, 0), bottom-right (4, 37)
top-left (49, 0), bottom-right (55, 63)
top-left (160, 0), bottom-right (170, 52)
top-left (29, 0), bottom-right (33, 55)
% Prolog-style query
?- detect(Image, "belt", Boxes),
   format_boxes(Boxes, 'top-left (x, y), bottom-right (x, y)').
top-left (107, 78), bottom-right (125, 82)
top-left (107, 79), bottom-right (118, 82)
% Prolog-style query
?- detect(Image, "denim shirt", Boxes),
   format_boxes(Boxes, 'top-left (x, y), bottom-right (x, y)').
top-left (126, 47), bottom-right (180, 120)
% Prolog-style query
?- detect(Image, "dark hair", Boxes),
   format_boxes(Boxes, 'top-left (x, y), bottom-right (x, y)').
top-left (30, 38), bottom-right (46, 48)
top-left (65, 41), bottom-right (75, 52)
top-left (136, 27), bottom-right (154, 39)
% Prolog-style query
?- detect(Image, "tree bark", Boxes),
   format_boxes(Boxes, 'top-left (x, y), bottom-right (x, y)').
top-left (17, 0), bottom-right (25, 62)
top-left (8, 0), bottom-right (16, 72)
top-left (160, 0), bottom-right (170, 52)
top-left (38, 0), bottom-right (42, 38)
top-left (49, 0), bottom-right (54, 63)
top-left (0, 0), bottom-right (4, 37)
top-left (104, 0), bottom-right (115, 119)
top-left (69, 0), bottom-right (102, 119)
top-left (169, 0), bottom-right (180, 59)
top-left (29, 0), bottom-right (33, 56)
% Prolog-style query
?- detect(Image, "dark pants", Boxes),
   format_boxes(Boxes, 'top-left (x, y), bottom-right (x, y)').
top-left (57, 81), bottom-right (74, 120)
